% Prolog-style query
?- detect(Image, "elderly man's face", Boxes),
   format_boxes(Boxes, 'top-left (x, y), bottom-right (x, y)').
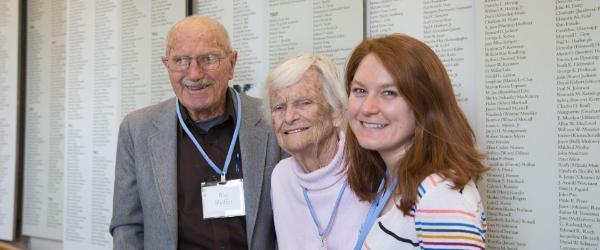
top-left (164, 22), bottom-right (236, 121)
top-left (269, 69), bottom-right (340, 158)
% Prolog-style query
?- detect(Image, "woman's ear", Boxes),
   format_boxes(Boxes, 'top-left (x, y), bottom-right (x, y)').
top-left (332, 110), bottom-right (344, 128)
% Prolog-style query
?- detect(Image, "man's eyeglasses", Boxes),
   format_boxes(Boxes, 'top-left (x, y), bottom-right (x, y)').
top-left (162, 53), bottom-right (228, 72)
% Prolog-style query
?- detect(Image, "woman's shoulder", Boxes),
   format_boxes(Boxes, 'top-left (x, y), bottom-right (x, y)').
top-left (416, 173), bottom-right (483, 211)
top-left (413, 174), bottom-right (487, 249)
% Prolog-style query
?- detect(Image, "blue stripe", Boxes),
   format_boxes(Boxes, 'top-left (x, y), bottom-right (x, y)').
top-left (415, 227), bottom-right (483, 237)
top-left (418, 184), bottom-right (426, 198)
top-left (415, 222), bottom-right (485, 234)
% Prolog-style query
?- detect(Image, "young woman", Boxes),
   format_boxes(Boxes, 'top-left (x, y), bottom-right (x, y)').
top-left (345, 34), bottom-right (488, 250)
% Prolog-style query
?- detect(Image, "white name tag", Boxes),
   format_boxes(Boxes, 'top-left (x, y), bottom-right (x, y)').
top-left (201, 179), bottom-right (245, 219)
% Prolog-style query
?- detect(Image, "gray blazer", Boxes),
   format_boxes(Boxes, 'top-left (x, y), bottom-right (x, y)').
top-left (110, 89), bottom-right (282, 250)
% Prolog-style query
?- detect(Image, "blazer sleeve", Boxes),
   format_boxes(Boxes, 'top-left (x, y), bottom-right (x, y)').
top-left (110, 116), bottom-right (144, 250)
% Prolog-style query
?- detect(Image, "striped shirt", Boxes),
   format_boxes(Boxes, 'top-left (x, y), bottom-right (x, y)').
top-left (363, 174), bottom-right (487, 250)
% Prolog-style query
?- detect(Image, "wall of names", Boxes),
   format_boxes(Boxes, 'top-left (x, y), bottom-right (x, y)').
top-left (367, 0), bottom-right (478, 124)
top-left (16, 0), bottom-right (184, 248)
top-left (0, 0), bottom-right (19, 241)
top-left (23, 0), bottom-right (66, 240)
top-left (476, 0), bottom-right (600, 248)
top-left (61, 1), bottom-right (183, 249)
top-left (194, 0), bottom-right (363, 97)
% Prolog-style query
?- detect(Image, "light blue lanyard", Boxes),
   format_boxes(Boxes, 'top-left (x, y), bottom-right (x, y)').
top-left (302, 181), bottom-right (348, 243)
top-left (175, 90), bottom-right (241, 182)
top-left (353, 175), bottom-right (398, 250)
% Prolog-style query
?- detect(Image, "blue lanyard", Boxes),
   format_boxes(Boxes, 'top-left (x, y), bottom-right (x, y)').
top-left (302, 181), bottom-right (348, 243)
top-left (353, 175), bottom-right (398, 250)
top-left (175, 90), bottom-right (242, 182)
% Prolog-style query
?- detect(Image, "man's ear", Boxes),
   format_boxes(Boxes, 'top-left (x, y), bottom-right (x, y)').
top-left (161, 56), bottom-right (168, 67)
top-left (228, 50), bottom-right (238, 80)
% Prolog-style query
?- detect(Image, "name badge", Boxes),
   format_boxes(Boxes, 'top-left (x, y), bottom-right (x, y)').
top-left (201, 179), bottom-right (245, 219)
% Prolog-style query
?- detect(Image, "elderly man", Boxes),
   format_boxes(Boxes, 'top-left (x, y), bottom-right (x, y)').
top-left (110, 16), bottom-right (283, 250)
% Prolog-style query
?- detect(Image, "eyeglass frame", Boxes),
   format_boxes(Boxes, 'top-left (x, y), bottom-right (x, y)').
top-left (162, 51), bottom-right (231, 72)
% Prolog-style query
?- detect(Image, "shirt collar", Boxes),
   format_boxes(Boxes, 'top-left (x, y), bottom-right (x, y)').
top-left (180, 88), bottom-right (237, 133)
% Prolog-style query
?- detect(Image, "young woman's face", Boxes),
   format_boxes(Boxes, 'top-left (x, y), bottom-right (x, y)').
top-left (348, 53), bottom-right (416, 162)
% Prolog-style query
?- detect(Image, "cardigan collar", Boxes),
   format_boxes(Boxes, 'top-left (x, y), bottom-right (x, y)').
top-left (291, 131), bottom-right (346, 190)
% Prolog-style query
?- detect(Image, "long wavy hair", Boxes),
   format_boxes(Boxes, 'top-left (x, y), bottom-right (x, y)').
top-left (344, 34), bottom-right (488, 214)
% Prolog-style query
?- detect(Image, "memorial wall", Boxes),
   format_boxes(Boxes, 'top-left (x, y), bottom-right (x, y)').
top-left (23, 0), bottom-right (66, 240)
top-left (0, 0), bottom-right (19, 241)
top-left (194, 0), bottom-right (363, 97)
top-left (63, 0), bottom-right (119, 248)
top-left (367, 0), bottom-right (478, 129)
top-left (476, 1), bottom-right (600, 248)
top-left (21, 0), bottom-right (184, 249)
top-left (0, 0), bottom-right (598, 249)
top-left (63, 1), bottom-right (184, 249)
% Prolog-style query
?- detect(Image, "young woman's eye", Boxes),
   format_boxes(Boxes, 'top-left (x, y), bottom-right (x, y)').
top-left (382, 90), bottom-right (398, 97)
top-left (351, 87), bottom-right (366, 96)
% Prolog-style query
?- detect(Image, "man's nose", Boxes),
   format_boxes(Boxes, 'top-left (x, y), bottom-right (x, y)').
top-left (187, 59), bottom-right (205, 79)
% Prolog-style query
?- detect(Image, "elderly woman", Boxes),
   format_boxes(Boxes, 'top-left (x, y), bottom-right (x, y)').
top-left (264, 53), bottom-right (370, 249)
top-left (345, 34), bottom-right (488, 249)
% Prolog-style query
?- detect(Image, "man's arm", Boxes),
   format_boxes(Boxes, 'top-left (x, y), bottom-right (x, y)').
top-left (110, 117), bottom-right (144, 249)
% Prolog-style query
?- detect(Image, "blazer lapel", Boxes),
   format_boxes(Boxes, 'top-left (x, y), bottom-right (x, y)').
top-left (148, 98), bottom-right (178, 245)
top-left (144, 93), bottom-right (268, 246)
top-left (237, 92), bottom-right (268, 244)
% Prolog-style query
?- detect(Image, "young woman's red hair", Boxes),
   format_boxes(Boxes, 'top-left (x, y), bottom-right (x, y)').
top-left (344, 34), bottom-right (489, 214)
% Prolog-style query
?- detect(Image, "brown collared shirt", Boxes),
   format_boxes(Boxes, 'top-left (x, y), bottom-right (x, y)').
top-left (177, 91), bottom-right (247, 250)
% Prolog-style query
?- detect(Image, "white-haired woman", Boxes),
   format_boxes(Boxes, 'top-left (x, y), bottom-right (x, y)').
top-left (265, 53), bottom-right (370, 249)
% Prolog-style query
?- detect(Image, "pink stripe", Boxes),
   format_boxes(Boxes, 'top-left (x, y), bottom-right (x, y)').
top-left (417, 214), bottom-right (474, 221)
top-left (428, 175), bottom-right (438, 187)
top-left (417, 209), bottom-right (476, 218)
top-left (363, 242), bottom-right (371, 250)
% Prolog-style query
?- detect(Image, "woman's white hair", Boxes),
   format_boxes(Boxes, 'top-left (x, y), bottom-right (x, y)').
top-left (263, 53), bottom-right (347, 122)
